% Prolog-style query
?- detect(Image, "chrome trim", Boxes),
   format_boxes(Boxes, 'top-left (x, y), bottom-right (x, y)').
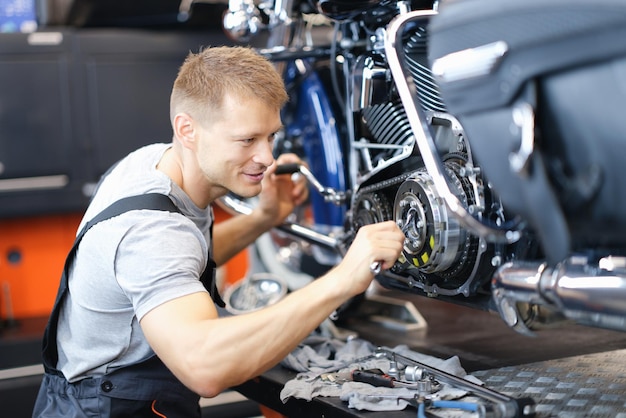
top-left (217, 194), bottom-right (253, 216)
top-left (508, 102), bottom-right (535, 177)
top-left (384, 10), bottom-right (522, 244)
top-left (223, 0), bottom-right (264, 41)
top-left (492, 257), bottom-right (626, 334)
top-left (216, 195), bottom-right (340, 251)
top-left (353, 55), bottom-right (388, 111)
top-left (282, 221), bottom-right (340, 249)
top-left (431, 41), bottom-right (508, 83)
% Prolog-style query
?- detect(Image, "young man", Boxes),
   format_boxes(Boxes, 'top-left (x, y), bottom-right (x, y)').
top-left (33, 46), bottom-right (404, 417)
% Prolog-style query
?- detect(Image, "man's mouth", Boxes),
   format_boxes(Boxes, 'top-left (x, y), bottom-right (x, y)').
top-left (244, 172), bottom-right (265, 182)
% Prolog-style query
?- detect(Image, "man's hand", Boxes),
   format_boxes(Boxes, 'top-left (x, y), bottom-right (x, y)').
top-left (211, 154), bottom-right (308, 266)
top-left (255, 153), bottom-right (309, 227)
top-left (333, 221), bottom-right (405, 296)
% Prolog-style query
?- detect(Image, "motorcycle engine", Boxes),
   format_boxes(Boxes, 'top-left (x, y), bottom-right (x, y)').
top-left (351, 19), bottom-right (503, 298)
top-left (393, 156), bottom-right (480, 281)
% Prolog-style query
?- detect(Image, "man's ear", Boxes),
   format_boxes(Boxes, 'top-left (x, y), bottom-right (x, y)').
top-left (173, 113), bottom-right (196, 150)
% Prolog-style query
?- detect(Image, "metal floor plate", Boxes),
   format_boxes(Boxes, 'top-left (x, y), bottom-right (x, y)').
top-left (472, 349), bottom-right (626, 417)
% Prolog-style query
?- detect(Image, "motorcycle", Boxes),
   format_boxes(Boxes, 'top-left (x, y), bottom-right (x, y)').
top-left (188, 0), bottom-right (626, 336)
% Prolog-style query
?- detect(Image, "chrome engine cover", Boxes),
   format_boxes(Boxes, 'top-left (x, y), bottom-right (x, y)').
top-left (394, 168), bottom-right (466, 274)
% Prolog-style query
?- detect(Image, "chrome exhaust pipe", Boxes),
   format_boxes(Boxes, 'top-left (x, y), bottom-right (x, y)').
top-left (492, 256), bottom-right (626, 335)
top-left (217, 194), bottom-right (341, 251)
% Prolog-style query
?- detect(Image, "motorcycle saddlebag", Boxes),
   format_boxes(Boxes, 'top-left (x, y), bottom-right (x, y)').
top-left (428, 0), bottom-right (626, 264)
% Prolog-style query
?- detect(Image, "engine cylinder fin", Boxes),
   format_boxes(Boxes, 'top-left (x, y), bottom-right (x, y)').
top-left (404, 27), bottom-right (447, 113)
top-left (403, 26), bottom-right (428, 53)
top-left (410, 62), bottom-right (447, 112)
top-left (362, 102), bottom-right (414, 148)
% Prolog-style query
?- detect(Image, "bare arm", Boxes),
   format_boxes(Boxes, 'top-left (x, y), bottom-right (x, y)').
top-left (140, 220), bottom-right (404, 398)
top-left (210, 210), bottom-right (273, 266)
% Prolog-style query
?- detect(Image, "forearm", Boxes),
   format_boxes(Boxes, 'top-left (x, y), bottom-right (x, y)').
top-left (143, 221), bottom-right (404, 397)
top-left (198, 274), bottom-right (345, 390)
top-left (163, 268), bottom-right (351, 397)
top-left (211, 210), bottom-right (272, 265)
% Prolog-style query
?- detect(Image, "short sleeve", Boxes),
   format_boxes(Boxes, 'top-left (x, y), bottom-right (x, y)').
top-left (113, 211), bottom-right (209, 321)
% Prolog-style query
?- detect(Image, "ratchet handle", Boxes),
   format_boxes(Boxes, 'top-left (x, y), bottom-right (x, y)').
top-left (352, 369), bottom-right (395, 388)
top-left (275, 163), bottom-right (301, 175)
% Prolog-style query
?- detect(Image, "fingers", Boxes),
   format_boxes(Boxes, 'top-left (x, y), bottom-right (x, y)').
top-left (334, 220), bottom-right (405, 296)
top-left (359, 221), bottom-right (405, 272)
top-left (273, 153), bottom-right (302, 168)
top-left (291, 175), bottom-right (308, 204)
top-left (370, 221), bottom-right (405, 269)
top-left (272, 154), bottom-right (309, 205)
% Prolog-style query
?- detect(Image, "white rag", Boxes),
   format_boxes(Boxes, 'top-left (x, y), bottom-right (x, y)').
top-left (279, 336), bottom-right (483, 414)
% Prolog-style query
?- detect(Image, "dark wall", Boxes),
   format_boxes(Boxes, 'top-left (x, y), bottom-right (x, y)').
top-left (0, 28), bottom-right (234, 218)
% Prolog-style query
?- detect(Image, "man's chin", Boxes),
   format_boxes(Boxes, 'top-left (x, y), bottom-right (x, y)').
top-left (230, 185), bottom-right (262, 199)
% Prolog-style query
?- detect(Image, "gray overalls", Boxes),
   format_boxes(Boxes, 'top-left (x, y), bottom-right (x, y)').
top-left (32, 194), bottom-right (225, 417)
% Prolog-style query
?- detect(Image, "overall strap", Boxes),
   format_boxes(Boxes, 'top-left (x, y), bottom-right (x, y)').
top-left (42, 193), bottom-right (223, 375)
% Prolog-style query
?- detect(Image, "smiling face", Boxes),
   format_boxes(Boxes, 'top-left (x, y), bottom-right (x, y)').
top-left (166, 46), bottom-right (288, 207)
top-left (194, 93), bottom-right (283, 200)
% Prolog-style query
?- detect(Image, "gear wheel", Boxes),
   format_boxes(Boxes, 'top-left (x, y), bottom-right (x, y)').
top-left (352, 192), bottom-right (392, 230)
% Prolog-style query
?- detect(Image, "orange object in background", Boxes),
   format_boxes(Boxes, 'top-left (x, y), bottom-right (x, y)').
top-left (0, 212), bottom-right (83, 320)
top-left (0, 206), bottom-right (287, 418)
top-left (259, 405), bottom-right (287, 418)
top-left (213, 205), bottom-right (249, 287)
top-left (0, 205), bottom-right (248, 321)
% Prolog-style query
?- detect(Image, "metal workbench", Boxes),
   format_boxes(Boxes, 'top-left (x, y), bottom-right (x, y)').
top-left (235, 292), bottom-right (626, 417)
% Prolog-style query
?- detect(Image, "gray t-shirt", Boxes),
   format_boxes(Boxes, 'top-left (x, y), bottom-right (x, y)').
top-left (57, 143), bottom-right (212, 382)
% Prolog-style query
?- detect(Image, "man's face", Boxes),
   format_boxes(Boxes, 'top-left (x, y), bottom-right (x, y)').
top-left (195, 94), bottom-right (283, 199)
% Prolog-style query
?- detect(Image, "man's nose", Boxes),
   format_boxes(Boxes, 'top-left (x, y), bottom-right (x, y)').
top-left (253, 140), bottom-right (275, 167)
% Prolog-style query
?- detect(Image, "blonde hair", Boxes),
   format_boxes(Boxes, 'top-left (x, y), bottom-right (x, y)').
top-left (170, 46), bottom-right (288, 125)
